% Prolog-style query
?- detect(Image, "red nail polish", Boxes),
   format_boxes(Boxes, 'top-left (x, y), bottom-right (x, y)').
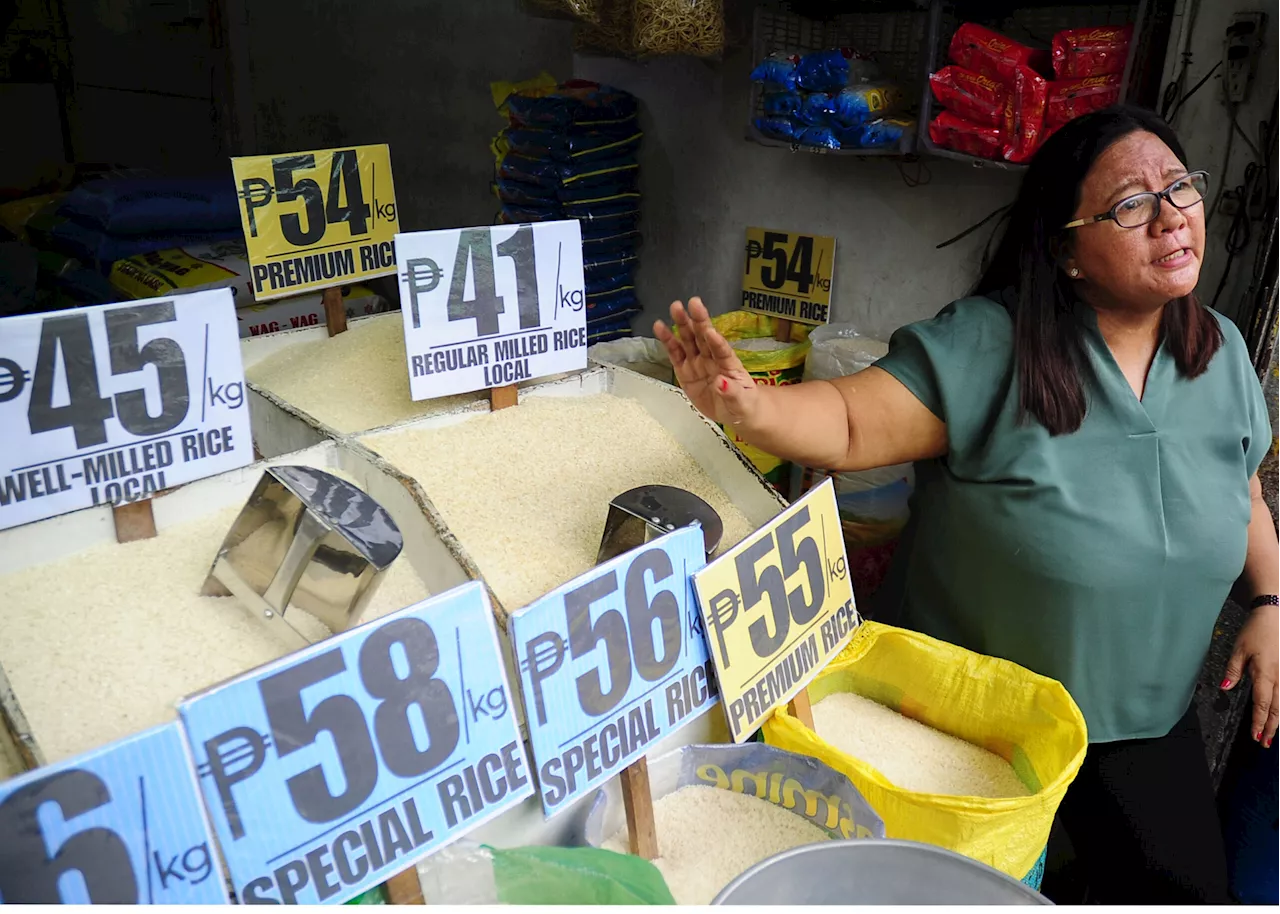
top-left (1255, 731), bottom-right (1263, 741)
top-left (720, 378), bottom-right (729, 392)
top-left (1220, 678), bottom-right (1232, 689)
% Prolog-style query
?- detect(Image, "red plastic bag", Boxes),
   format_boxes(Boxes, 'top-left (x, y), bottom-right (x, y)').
top-left (1051, 24), bottom-right (1133, 79)
top-left (929, 65), bottom-right (1008, 127)
top-left (929, 111), bottom-right (1004, 160)
top-left (1045, 73), bottom-right (1122, 129)
top-left (1001, 64), bottom-right (1048, 164)
top-left (948, 23), bottom-right (1047, 85)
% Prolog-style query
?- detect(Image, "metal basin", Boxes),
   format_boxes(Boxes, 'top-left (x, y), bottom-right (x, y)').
top-left (712, 839), bottom-right (1052, 905)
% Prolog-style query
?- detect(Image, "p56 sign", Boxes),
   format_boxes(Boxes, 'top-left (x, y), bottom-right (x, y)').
top-left (691, 478), bottom-right (857, 742)
top-left (395, 220), bottom-right (587, 400)
top-left (0, 290), bottom-right (251, 530)
top-left (0, 723), bottom-right (228, 904)
top-left (232, 144), bottom-right (399, 301)
top-left (510, 525), bottom-right (718, 816)
top-left (178, 582), bottom-right (532, 905)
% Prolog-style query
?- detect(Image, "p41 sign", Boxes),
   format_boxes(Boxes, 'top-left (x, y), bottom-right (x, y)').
top-left (395, 220), bottom-right (587, 399)
top-left (0, 290), bottom-right (251, 530)
top-left (177, 582), bottom-right (533, 905)
top-left (0, 723), bottom-right (228, 904)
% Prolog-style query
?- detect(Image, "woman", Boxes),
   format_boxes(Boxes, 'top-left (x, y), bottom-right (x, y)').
top-left (655, 106), bottom-right (1277, 903)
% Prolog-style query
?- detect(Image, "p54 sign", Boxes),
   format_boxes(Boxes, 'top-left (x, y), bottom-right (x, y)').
top-left (691, 478), bottom-right (857, 742)
top-left (0, 723), bottom-right (228, 904)
top-left (395, 220), bottom-right (587, 400)
top-left (233, 144), bottom-right (399, 301)
top-left (510, 525), bottom-right (718, 816)
top-left (178, 582), bottom-right (533, 905)
top-left (0, 290), bottom-right (251, 530)
top-left (742, 227), bottom-right (836, 325)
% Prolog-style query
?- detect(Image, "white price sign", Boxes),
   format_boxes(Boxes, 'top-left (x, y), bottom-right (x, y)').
top-left (395, 220), bottom-right (587, 400)
top-left (0, 290), bottom-right (251, 530)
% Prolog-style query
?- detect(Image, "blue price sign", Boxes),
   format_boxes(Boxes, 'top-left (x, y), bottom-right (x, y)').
top-left (510, 525), bottom-right (718, 817)
top-left (177, 582), bottom-right (533, 904)
top-left (0, 722), bottom-right (228, 904)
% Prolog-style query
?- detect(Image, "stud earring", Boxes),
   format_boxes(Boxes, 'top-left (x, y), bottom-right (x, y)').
top-left (1069, 267), bottom-right (1081, 278)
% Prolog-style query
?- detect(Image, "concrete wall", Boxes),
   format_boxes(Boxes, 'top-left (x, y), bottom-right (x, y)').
top-left (1159, 0), bottom-right (1278, 327)
top-left (243, 1), bottom-right (574, 234)
top-left (573, 49), bottom-right (1022, 340)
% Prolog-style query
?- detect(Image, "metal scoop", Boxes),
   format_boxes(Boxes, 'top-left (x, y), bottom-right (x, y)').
top-left (596, 485), bottom-right (723, 565)
top-left (201, 466), bottom-right (404, 649)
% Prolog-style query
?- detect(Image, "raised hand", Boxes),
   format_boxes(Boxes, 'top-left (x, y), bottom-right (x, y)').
top-left (653, 297), bottom-right (762, 429)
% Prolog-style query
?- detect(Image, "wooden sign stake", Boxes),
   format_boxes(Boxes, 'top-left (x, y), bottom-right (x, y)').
top-left (619, 755), bottom-right (660, 860)
top-left (383, 866), bottom-right (425, 905)
top-left (113, 499), bottom-right (157, 544)
top-left (787, 688), bottom-right (815, 730)
top-left (489, 385), bottom-right (518, 411)
top-left (773, 317), bottom-right (794, 344)
top-left (322, 286), bottom-right (348, 337)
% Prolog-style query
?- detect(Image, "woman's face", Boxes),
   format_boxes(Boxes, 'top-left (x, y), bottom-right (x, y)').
top-left (1064, 130), bottom-right (1205, 312)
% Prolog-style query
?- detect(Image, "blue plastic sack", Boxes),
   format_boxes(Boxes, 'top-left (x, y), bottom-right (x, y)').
top-left (830, 83), bottom-right (905, 127)
top-left (794, 48), bottom-right (881, 92)
top-left (583, 230), bottom-right (639, 258)
top-left (587, 314), bottom-right (636, 344)
top-left (579, 211), bottom-right (640, 239)
top-left (501, 201), bottom-right (562, 222)
top-left (762, 91), bottom-right (803, 118)
top-left (59, 176), bottom-right (240, 236)
top-left (563, 193), bottom-right (641, 217)
top-left (753, 116), bottom-right (802, 141)
top-left (504, 127), bottom-right (642, 163)
top-left (586, 286), bottom-right (639, 321)
top-left (585, 268), bottom-right (633, 297)
top-left (584, 249), bottom-right (639, 275)
top-left (798, 126), bottom-right (841, 149)
top-left (498, 153), bottom-right (639, 190)
top-left (798, 92), bottom-right (837, 127)
top-left (504, 83), bottom-right (637, 130)
top-left (37, 216), bottom-right (242, 274)
top-left (857, 117), bottom-right (915, 149)
top-left (749, 52), bottom-right (801, 90)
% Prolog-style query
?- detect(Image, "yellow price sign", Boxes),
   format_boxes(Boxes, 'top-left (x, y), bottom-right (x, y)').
top-left (741, 226), bottom-right (836, 325)
top-left (692, 478), bottom-right (856, 742)
top-left (231, 144), bottom-right (399, 301)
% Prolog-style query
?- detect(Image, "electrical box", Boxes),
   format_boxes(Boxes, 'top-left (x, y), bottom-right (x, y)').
top-left (1225, 11), bottom-right (1266, 105)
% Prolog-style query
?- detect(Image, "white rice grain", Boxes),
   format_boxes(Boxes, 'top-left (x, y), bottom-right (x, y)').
top-left (361, 394), bottom-right (760, 612)
top-left (602, 785), bottom-right (828, 905)
top-left (0, 504), bottom-right (430, 763)
top-left (247, 316), bottom-right (483, 433)
top-left (812, 691), bottom-right (1029, 798)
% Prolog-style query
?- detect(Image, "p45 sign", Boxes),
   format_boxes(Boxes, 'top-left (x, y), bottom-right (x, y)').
top-left (510, 525), bottom-right (718, 816)
top-left (0, 723), bottom-right (227, 904)
top-left (395, 220), bottom-right (587, 400)
top-left (0, 290), bottom-right (251, 530)
top-left (692, 478), bottom-right (857, 742)
top-left (178, 582), bottom-right (533, 905)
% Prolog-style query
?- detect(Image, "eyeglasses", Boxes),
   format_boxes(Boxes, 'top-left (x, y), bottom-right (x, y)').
top-left (1062, 171), bottom-right (1210, 230)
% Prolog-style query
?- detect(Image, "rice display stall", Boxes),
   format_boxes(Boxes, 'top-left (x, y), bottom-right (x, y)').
top-left (0, 208), bottom-right (1087, 906)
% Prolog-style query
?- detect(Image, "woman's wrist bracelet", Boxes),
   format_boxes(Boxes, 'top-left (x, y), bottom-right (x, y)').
top-left (1248, 594), bottom-right (1279, 611)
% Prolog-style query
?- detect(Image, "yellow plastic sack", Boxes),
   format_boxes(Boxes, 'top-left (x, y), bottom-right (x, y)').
top-left (763, 621), bottom-right (1087, 881)
top-left (677, 310), bottom-right (810, 489)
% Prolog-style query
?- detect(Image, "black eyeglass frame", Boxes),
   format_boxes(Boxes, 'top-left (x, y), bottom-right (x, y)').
top-left (1061, 170), bottom-right (1210, 230)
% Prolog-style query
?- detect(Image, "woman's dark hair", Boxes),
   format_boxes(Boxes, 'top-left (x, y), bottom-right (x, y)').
top-left (976, 104), bottom-right (1223, 436)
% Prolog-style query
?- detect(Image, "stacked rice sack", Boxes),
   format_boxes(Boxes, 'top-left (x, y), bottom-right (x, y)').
top-left (493, 81), bottom-right (643, 344)
top-left (928, 22), bottom-right (1131, 164)
top-left (750, 48), bottom-right (914, 152)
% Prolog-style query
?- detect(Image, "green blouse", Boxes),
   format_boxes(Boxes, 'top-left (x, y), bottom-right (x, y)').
top-left (873, 294), bottom-right (1271, 742)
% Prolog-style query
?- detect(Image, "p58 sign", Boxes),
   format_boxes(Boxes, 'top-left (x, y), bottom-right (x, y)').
top-left (0, 723), bottom-right (228, 904)
top-left (232, 144), bottom-right (399, 301)
top-left (395, 220), bottom-right (587, 400)
top-left (0, 290), bottom-right (251, 530)
top-left (510, 525), bottom-right (718, 816)
top-left (178, 582), bottom-right (532, 905)
top-left (691, 478), bottom-right (857, 742)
